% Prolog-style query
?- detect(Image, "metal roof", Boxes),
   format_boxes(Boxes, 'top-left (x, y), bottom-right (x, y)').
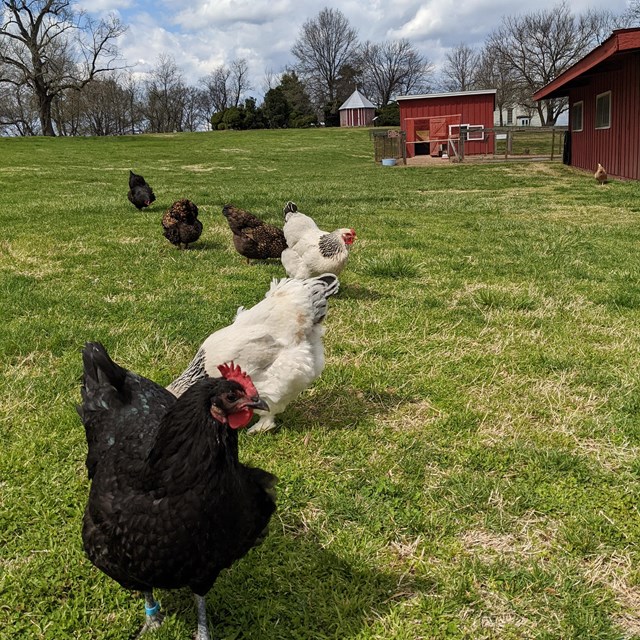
top-left (339, 89), bottom-right (375, 111)
top-left (533, 28), bottom-right (640, 101)
top-left (396, 89), bottom-right (496, 101)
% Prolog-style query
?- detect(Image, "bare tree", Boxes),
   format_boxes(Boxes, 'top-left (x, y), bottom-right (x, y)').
top-left (475, 46), bottom-right (518, 126)
top-left (120, 72), bottom-right (144, 134)
top-left (200, 58), bottom-right (252, 126)
top-left (360, 39), bottom-right (433, 106)
top-left (182, 86), bottom-right (208, 132)
top-left (0, 0), bottom-right (126, 136)
top-left (440, 43), bottom-right (480, 92)
top-left (200, 66), bottom-right (230, 118)
top-left (0, 80), bottom-right (39, 134)
top-left (627, 0), bottom-right (640, 23)
top-left (76, 74), bottom-right (139, 135)
top-left (51, 86), bottom-right (82, 135)
top-left (143, 54), bottom-right (186, 133)
top-left (487, 3), bottom-right (612, 125)
top-left (262, 67), bottom-right (280, 95)
top-left (291, 7), bottom-right (359, 106)
top-left (229, 58), bottom-right (251, 108)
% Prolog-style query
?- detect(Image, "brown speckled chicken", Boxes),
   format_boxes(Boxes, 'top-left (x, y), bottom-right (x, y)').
top-left (222, 204), bottom-right (287, 262)
top-left (595, 163), bottom-right (607, 186)
top-left (162, 199), bottom-right (203, 249)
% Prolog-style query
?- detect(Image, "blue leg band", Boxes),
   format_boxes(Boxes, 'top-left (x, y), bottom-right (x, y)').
top-left (145, 602), bottom-right (160, 617)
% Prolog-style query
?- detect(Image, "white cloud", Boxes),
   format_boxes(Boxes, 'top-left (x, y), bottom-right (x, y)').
top-left (172, 0), bottom-right (294, 29)
top-left (84, 0), bottom-right (632, 94)
top-left (77, 0), bottom-right (133, 12)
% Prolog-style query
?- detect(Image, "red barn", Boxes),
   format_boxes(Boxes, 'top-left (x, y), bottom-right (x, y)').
top-left (396, 90), bottom-right (496, 158)
top-left (533, 28), bottom-right (640, 181)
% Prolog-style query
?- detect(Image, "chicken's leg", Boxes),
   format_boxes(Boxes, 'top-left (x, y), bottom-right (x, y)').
top-left (194, 594), bottom-right (212, 640)
top-left (247, 414), bottom-right (277, 434)
top-left (138, 591), bottom-right (164, 635)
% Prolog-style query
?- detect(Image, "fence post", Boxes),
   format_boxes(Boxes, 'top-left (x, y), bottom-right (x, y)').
top-left (551, 128), bottom-right (555, 161)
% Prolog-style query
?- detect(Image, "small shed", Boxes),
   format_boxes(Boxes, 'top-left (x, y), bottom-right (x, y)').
top-left (339, 89), bottom-right (376, 127)
top-left (533, 28), bottom-right (640, 181)
top-left (397, 90), bottom-right (496, 158)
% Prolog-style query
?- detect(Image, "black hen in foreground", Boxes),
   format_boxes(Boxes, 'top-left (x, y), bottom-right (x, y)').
top-left (222, 204), bottom-right (287, 262)
top-left (128, 170), bottom-right (156, 210)
top-left (162, 199), bottom-right (203, 249)
top-left (78, 342), bottom-right (277, 640)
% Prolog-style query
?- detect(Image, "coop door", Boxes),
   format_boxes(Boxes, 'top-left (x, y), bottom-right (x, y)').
top-left (429, 117), bottom-right (449, 156)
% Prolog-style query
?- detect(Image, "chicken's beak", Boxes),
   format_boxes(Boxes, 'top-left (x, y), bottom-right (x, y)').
top-left (245, 397), bottom-right (269, 412)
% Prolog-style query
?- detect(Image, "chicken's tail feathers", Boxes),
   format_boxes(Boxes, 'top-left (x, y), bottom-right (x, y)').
top-left (305, 273), bottom-right (340, 324)
top-left (314, 273), bottom-right (340, 297)
top-left (79, 342), bottom-right (129, 479)
top-left (81, 342), bottom-right (128, 394)
top-left (128, 170), bottom-right (146, 189)
top-left (283, 201), bottom-right (298, 222)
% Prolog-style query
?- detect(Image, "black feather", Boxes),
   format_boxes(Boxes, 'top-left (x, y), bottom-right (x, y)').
top-left (79, 342), bottom-right (276, 600)
top-left (127, 171), bottom-right (156, 210)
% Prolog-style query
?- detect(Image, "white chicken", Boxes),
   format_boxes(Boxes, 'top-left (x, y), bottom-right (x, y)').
top-left (281, 201), bottom-right (356, 279)
top-left (167, 273), bottom-right (340, 433)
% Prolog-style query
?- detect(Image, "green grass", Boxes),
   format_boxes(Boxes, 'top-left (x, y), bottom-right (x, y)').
top-left (494, 128), bottom-right (565, 157)
top-left (1, 128), bottom-right (640, 639)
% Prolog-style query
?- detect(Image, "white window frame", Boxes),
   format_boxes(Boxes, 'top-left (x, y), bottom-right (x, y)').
top-left (449, 124), bottom-right (485, 141)
top-left (595, 91), bottom-right (611, 130)
top-left (572, 101), bottom-right (584, 132)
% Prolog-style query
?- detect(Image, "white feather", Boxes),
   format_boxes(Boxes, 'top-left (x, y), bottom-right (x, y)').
top-left (282, 206), bottom-right (354, 279)
top-left (167, 275), bottom-right (339, 433)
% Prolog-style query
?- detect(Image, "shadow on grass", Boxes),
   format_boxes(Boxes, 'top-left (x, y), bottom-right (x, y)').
top-left (336, 282), bottom-right (386, 301)
top-left (184, 240), bottom-right (225, 251)
top-left (156, 532), bottom-right (436, 639)
top-left (278, 387), bottom-right (405, 433)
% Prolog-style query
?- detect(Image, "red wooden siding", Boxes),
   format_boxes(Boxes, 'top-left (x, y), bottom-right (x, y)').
top-left (568, 51), bottom-right (640, 180)
top-left (398, 92), bottom-right (495, 157)
top-left (339, 108), bottom-right (375, 127)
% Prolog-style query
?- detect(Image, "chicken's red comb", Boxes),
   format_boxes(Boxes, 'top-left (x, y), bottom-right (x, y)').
top-left (217, 362), bottom-right (258, 397)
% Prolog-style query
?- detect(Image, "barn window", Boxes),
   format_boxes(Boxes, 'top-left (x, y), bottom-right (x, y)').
top-left (449, 124), bottom-right (485, 141)
top-left (507, 108), bottom-right (513, 125)
top-left (595, 92), bottom-right (611, 129)
top-left (572, 101), bottom-right (583, 132)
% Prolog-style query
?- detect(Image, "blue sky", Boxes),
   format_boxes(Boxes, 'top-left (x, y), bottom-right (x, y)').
top-left (78, 0), bottom-right (633, 99)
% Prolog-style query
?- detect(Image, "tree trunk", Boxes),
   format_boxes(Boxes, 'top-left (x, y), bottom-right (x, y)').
top-left (38, 93), bottom-right (56, 136)
top-left (537, 102), bottom-right (548, 127)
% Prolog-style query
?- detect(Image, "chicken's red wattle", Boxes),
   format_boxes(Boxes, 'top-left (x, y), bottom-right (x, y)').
top-left (229, 408), bottom-right (253, 430)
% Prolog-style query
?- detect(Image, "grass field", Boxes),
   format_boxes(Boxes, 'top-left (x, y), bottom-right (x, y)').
top-left (1, 128), bottom-right (640, 640)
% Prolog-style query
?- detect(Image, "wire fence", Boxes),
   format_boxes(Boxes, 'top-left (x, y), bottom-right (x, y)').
top-left (372, 126), bottom-right (568, 164)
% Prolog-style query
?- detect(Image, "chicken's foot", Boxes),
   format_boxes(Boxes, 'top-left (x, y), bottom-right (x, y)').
top-left (138, 591), bottom-right (164, 636)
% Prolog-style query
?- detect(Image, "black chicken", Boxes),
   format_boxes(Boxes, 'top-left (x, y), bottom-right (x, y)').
top-left (128, 170), bottom-right (156, 210)
top-left (222, 204), bottom-right (287, 262)
top-left (78, 342), bottom-right (277, 639)
top-left (162, 199), bottom-right (203, 249)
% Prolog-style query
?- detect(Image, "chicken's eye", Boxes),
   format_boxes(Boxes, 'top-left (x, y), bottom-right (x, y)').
top-left (226, 391), bottom-right (240, 403)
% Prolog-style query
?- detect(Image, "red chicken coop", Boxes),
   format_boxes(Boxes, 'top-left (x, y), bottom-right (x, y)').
top-left (533, 28), bottom-right (640, 181)
top-left (396, 90), bottom-right (497, 159)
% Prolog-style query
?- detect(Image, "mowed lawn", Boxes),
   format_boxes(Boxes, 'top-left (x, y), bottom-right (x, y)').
top-left (1, 128), bottom-right (640, 640)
